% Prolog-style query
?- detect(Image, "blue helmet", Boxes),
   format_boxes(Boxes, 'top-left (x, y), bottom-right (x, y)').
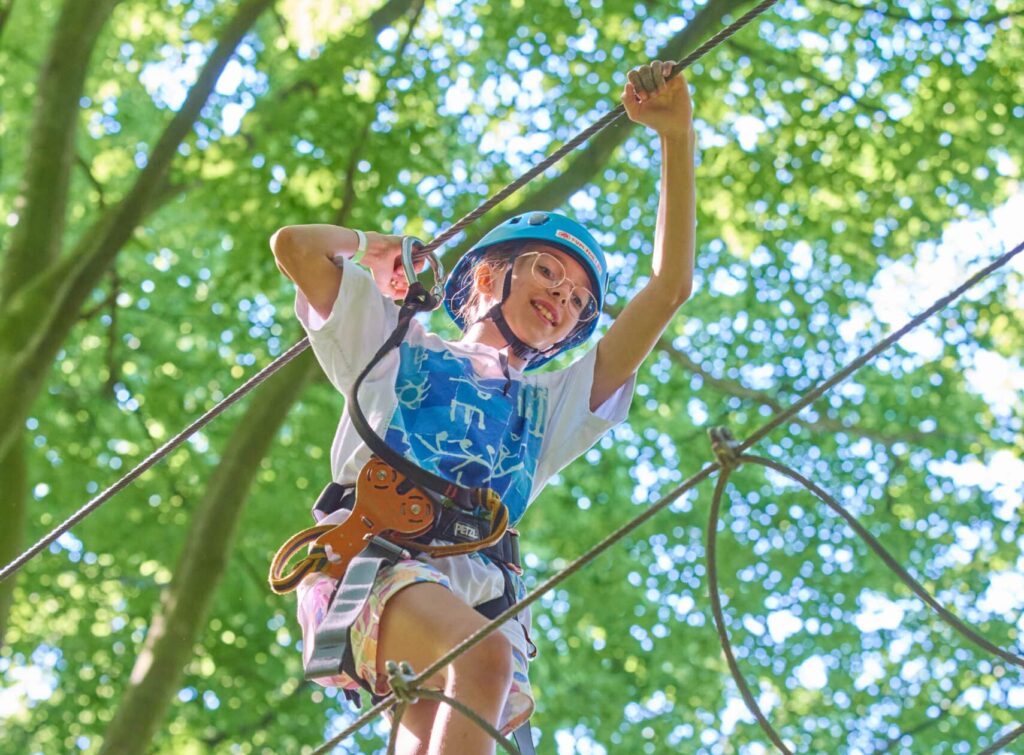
top-left (444, 211), bottom-right (609, 369)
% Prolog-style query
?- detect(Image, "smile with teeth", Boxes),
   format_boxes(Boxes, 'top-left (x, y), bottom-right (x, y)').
top-left (532, 300), bottom-right (557, 326)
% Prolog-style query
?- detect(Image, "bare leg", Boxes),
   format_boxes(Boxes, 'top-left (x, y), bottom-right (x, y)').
top-left (390, 698), bottom-right (440, 755)
top-left (377, 582), bottom-right (513, 755)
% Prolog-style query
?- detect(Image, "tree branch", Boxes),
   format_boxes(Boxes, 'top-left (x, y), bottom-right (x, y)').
top-left (0, 0), bottom-right (15, 46)
top-left (1, 0), bottom-right (120, 300)
top-left (334, 0), bottom-right (425, 223)
top-left (77, 152), bottom-right (107, 209)
top-left (0, 0), bottom-right (275, 465)
top-left (652, 330), bottom-right (963, 446)
top-left (726, 37), bottom-right (894, 124)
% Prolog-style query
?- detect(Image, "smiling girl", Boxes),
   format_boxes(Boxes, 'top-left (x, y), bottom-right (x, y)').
top-left (271, 59), bottom-right (695, 754)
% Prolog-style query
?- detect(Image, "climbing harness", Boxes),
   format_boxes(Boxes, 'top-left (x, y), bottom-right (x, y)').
top-left (266, 236), bottom-right (537, 749)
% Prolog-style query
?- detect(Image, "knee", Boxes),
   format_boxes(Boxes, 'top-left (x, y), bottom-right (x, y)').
top-left (452, 631), bottom-right (513, 695)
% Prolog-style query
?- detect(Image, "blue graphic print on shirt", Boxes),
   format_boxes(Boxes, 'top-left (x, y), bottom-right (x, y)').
top-left (384, 342), bottom-right (548, 524)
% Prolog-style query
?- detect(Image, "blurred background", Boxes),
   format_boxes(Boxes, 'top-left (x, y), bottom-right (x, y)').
top-left (0, 0), bottom-right (1022, 752)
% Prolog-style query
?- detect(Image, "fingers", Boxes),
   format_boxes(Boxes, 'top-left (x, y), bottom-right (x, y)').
top-left (650, 60), bottom-right (665, 90)
top-left (626, 60), bottom-right (681, 102)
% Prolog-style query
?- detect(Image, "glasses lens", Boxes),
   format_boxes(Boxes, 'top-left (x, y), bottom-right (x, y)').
top-left (531, 253), bottom-right (564, 285)
top-left (527, 252), bottom-right (598, 323)
top-left (576, 292), bottom-right (598, 322)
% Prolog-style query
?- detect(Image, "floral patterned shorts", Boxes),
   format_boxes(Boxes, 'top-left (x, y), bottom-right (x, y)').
top-left (296, 558), bottom-right (534, 736)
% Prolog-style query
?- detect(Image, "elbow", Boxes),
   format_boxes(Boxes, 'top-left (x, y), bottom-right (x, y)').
top-left (667, 280), bottom-right (693, 309)
top-left (272, 226), bottom-right (311, 277)
top-left (270, 226), bottom-right (297, 262)
top-left (674, 280), bottom-right (693, 307)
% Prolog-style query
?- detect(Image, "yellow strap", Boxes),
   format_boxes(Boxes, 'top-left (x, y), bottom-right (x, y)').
top-left (268, 523), bottom-right (334, 595)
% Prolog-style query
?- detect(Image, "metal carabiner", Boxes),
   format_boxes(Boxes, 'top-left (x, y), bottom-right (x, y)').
top-left (400, 236), bottom-right (446, 306)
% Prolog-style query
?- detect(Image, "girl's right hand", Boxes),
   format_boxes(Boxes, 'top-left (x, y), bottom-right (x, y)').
top-left (360, 232), bottom-right (425, 300)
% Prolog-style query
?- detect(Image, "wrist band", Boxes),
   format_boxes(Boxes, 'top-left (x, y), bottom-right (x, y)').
top-left (351, 229), bottom-right (368, 264)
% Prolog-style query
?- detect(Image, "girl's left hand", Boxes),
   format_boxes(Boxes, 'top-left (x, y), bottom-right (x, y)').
top-left (621, 60), bottom-right (693, 139)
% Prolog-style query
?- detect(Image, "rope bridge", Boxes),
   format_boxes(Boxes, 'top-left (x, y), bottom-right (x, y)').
top-left (1, 0), bottom-right (1021, 751)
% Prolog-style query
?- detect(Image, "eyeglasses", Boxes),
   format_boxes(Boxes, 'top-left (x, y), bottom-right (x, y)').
top-left (516, 252), bottom-right (598, 323)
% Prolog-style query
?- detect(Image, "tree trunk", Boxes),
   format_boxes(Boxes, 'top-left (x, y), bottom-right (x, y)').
top-left (97, 350), bottom-right (318, 755)
top-left (0, 2), bottom-right (277, 629)
top-left (0, 0), bottom-right (121, 636)
top-left (1, 0), bottom-right (120, 300)
top-left (0, 440), bottom-right (26, 641)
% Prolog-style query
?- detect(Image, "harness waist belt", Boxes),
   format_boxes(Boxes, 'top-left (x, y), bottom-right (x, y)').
top-left (313, 481), bottom-right (521, 573)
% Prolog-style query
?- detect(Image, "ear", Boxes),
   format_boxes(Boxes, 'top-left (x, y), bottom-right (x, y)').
top-left (473, 263), bottom-right (495, 296)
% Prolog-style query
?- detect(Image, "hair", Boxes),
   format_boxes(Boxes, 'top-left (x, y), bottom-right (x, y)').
top-left (455, 240), bottom-right (526, 326)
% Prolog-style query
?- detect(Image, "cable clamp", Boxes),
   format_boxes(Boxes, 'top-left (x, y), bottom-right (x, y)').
top-left (385, 660), bottom-right (421, 704)
top-left (708, 426), bottom-right (742, 471)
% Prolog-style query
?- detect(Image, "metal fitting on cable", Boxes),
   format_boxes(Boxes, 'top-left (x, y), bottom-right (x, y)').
top-left (708, 426), bottom-right (742, 471)
top-left (385, 660), bottom-right (421, 705)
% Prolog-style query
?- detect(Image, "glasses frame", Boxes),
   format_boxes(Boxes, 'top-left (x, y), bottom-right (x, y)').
top-left (515, 251), bottom-right (599, 323)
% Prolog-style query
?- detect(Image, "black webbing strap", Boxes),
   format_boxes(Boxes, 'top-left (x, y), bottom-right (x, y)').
top-left (347, 283), bottom-right (478, 510)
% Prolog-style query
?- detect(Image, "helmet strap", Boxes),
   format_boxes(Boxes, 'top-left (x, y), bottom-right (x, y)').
top-left (479, 268), bottom-right (578, 367)
top-left (483, 269), bottom-right (542, 362)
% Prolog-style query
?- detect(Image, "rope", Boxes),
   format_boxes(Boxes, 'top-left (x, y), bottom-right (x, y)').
top-left (707, 453), bottom-right (1024, 753)
top-left (310, 239), bottom-right (1022, 753)
top-left (979, 723), bottom-right (1024, 755)
top-left (0, 0), bottom-right (782, 585)
top-left (0, 336), bottom-right (311, 583)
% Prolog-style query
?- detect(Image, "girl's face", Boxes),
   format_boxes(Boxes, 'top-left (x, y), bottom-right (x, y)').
top-left (491, 245), bottom-right (596, 351)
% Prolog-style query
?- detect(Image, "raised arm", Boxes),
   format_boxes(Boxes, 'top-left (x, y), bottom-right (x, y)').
top-left (592, 62), bottom-right (696, 411)
top-left (271, 225), bottom-right (415, 320)
top-left (271, 224), bottom-right (355, 319)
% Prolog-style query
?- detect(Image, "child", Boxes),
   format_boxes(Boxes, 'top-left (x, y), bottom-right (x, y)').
top-left (272, 60), bottom-right (694, 755)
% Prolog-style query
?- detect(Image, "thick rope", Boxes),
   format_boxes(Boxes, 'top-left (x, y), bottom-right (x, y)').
top-left (310, 239), bottom-right (1022, 753)
top-left (707, 453), bottom-right (1024, 753)
top-left (0, 0), bottom-right (782, 585)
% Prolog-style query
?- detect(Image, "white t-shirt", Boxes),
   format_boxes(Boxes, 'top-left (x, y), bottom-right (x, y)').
top-left (295, 259), bottom-right (635, 636)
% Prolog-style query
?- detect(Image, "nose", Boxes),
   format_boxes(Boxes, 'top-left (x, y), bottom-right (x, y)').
top-left (548, 279), bottom-right (572, 303)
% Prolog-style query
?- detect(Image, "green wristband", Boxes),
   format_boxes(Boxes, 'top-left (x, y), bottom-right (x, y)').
top-left (351, 229), bottom-right (368, 264)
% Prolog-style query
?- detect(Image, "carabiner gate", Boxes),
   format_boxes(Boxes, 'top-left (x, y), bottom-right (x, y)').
top-left (401, 236), bottom-right (446, 307)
